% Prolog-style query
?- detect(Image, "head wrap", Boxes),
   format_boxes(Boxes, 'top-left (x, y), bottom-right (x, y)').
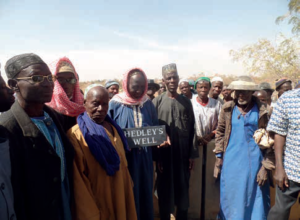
top-left (112, 68), bottom-right (148, 106)
top-left (5, 53), bottom-right (46, 79)
top-left (194, 77), bottom-right (211, 89)
top-left (189, 79), bottom-right (195, 86)
top-left (105, 80), bottom-right (119, 89)
top-left (77, 112), bottom-right (129, 176)
top-left (162, 63), bottom-right (177, 76)
top-left (46, 57), bottom-right (85, 117)
top-left (227, 76), bottom-right (258, 91)
top-left (275, 78), bottom-right (292, 90)
top-left (84, 84), bottom-right (104, 99)
top-left (211, 76), bottom-right (223, 83)
top-left (179, 79), bottom-right (189, 85)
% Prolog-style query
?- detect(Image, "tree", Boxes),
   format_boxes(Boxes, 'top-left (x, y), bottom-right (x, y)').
top-left (276, 0), bottom-right (300, 35)
top-left (230, 34), bottom-right (300, 82)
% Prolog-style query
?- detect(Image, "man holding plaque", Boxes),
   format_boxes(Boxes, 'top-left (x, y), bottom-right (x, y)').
top-left (153, 63), bottom-right (198, 220)
top-left (108, 68), bottom-right (159, 220)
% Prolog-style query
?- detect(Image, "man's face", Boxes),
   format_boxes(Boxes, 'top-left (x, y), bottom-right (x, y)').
top-left (179, 82), bottom-right (191, 96)
top-left (235, 90), bottom-right (253, 105)
top-left (222, 87), bottom-right (232, 99)
top-left (255, 91), bottom-right (268, 104)
top-left (277, 82), bottom-right (292, 98)
top-left (127, 72), bottom-right (146, 99)
top-left (163, 72), bottom-right (179, 93)
top-left (107, 84), bottom-right (119, 99)
top-left (0, 74), bottom-right (14, 112)
top-left (56, 72), bottom-right (77, 100)
top-left (84, 87), bottom-right (109, 124)
top-left (196, 81), bottom-right (210, 99)
top-left (158, 83), bottom-right (166, 94)
top-left (211, 81), bottom-right (223, 98)
top-left (11, 64), bottom-right (54, 104)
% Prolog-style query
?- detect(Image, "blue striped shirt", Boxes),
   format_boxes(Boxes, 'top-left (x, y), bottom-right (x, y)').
top-left (267, 89), bottom-right (300, 183)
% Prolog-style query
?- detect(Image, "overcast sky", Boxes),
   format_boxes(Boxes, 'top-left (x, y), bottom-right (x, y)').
top-left (0, 0), bottom-right (292, 81)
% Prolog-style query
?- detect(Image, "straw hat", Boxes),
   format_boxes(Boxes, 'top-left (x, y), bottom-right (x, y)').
top-left (228, 76), bottom-right (258, 91)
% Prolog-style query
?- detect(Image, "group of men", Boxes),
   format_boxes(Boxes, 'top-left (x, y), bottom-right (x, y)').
top-left (0, 52), bottom-right (299, 220)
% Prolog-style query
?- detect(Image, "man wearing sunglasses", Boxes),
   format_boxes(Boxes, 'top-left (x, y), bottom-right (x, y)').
top-left (0, 53), bottom-right (74, 220)
top-left (47, 57), bottom-right (85, 132)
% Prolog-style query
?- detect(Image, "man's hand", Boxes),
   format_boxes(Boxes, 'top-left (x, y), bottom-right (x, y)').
top-left (213, 158), bottom-right (223, 178)
top-left (274, 165), bottom-right (289, 190)
top-left (189, 159), bottom-right (194, 171)
top-left (257, 166), bottom-right (268, 186)
top-left (158, 135), bottom-right (171, 148)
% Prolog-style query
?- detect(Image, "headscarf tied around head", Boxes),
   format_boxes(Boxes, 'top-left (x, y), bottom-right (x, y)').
top-left (77, 112), bottom-right (129, 176)
top-left (194, 77), bottom-right (211, 89)
top-left (46, 57), bottom-right (85, 117)
top-left (112, 68), bottom-right (149, 106)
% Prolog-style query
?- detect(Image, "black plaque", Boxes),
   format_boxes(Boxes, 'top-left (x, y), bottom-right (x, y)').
top-left (123, 125), bottom-right (167, 149)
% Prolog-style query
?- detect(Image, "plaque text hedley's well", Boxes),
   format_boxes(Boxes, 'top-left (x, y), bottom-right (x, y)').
top-left (122, 125), bottom-right (167, 149)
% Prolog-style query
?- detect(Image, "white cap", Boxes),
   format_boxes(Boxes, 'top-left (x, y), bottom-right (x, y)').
top-left (211, 77), bottom-right (223, 83)
top-left (179, 79), bottom-right (189, 85)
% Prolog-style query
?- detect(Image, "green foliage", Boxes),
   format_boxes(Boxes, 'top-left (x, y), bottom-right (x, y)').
top-left (230, 34), bottom-right (300, 82)
top-left (276, 0), bottom-right (300, 34)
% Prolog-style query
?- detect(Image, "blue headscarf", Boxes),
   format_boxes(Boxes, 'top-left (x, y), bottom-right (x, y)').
top-left (77, 112), bottom-right (129, 176)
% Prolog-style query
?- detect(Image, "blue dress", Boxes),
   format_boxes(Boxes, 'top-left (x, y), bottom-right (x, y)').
top-left (108, 99), bottom-right (158, 220)
top-left (219, 104), bottom-right (270, 220)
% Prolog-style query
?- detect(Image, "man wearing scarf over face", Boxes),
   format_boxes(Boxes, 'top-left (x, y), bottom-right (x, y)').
top-left (108, 68), bottom-right (158, 220)
top-left (68, 85), bottom-right (137, 220)
top-left (47, 57), bottom-right (85, 132)
top-left (153, 63), bottom-right (198, 220)
top-left (0, 53), bottom-right (74, 220)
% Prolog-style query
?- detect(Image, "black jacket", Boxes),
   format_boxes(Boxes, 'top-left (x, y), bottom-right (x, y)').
top-left (0, 102), bottom-right (74, 220)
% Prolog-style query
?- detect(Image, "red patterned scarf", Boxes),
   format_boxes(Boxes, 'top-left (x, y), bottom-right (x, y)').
top-left (112, 68), bottom-right (149, 106)
top-left (46, 57), bottom-right (85, 117)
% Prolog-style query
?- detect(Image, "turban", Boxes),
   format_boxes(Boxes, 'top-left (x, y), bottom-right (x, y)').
top-left (194, 77), bottom-right (211, 89)
top-left (211, 76), bottom-right (223, 83)
top-left (105, 80), bottom-right (119, 89)
top-left (5, 53), bottom-right (46, 79)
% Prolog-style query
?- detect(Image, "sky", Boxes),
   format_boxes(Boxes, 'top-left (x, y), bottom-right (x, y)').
top-left (0, 0), bottom-right (293, 81)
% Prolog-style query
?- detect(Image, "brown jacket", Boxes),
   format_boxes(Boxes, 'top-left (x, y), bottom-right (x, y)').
top-left (215, 97), bottom-right (275, 170)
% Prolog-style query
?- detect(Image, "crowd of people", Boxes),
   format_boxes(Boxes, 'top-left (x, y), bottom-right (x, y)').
top-left (0, 52), bottom-right (299, 220)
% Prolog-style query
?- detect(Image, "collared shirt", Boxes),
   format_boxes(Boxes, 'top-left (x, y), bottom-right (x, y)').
top-left (267, 89), bottom-right (300, 183)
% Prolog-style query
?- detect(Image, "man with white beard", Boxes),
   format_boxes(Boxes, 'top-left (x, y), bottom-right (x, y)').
top-left (214, 76), bottom-right (274, 220)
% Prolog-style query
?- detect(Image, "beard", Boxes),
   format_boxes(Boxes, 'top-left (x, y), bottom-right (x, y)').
top-left (238, 100), bottom-right (249, 105)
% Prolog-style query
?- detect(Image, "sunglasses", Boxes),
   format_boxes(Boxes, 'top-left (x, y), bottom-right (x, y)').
top-left (16, 75), bottom-right (55, 83)
top-left (56, 78), bottom-right (77, 85)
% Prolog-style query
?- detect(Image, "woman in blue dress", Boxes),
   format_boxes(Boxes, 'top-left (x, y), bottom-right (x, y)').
top-left (214, 76), bottom-right (274, 220)
top-left (108, 68), bottom-right (158, 220)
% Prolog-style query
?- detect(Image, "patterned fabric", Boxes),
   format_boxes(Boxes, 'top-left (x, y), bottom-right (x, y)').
top-left (46, 57), bottom-right (85, 117)
top-left (31, 112), bottom-right (66, 181)
top-left (112, 68), bottom-right (149, 107)
top-left (267, 89), bottom-right (300, 183)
